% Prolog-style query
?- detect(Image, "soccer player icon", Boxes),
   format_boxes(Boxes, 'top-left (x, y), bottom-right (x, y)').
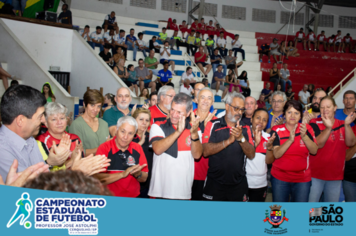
top-left (7, 192), bottom-right (33, 228)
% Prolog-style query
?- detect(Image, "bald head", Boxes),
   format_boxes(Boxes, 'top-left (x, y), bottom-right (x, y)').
top-left (115, 87), bottom-right (132, 110)
top-left (245, 96), bottom-right (258, 117)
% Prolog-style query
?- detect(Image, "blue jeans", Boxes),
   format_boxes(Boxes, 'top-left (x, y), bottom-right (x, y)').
top-left (212, 64), bottom-right (227, 75)
top-left (207, 46), bottom-right (214, 57)
top-left (134, 46), bottom-right (148, 61)
top-left (280, 79), bottom-right (292, 92)
top-left (232, 48), bottom-right (245, 60)
top-left (271, 175), bottom-right (311, 202)
top-left (127, 42), bottom-right (137, 60)
top-left (219, 48), bottom-right (228, 57)
top-left (308, 178), bottom-right (341, 202)
top-left (343, 180), bottom-right (356, 202)
top-left (88, 42), bottom-right (104, 52)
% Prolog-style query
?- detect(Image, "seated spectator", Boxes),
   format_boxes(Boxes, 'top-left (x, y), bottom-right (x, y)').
top-left (269, 63), bottom-right (280, 91)
top-left (259, 43), bottom-right (271, 63)
top-left (192, 82), bottom-right (214, 113)
top-left (149, 36), bottom-right (161, 53)
top-left (231, 34), bottom-right (245, 61)
top-left (181, 67), bottom-right (196, 86)
top-left (114, 59), bottom-right (134, 91)
top-left (226, 70), bottom-right (241, 93)
top-left (102, 11), bottom-right (118, 34)
top-left (335, 30), bottom-right (344, 53)
top-left (211, 48), bottom-right (227, 75)
top-left (306, 29), bottom-right (317, 51)
top-left (327, 34), bottom-right (336, 52)
top-left (172, 30), bottom-right (188, 51)
top-left (265, 96), bottom-right (272, 111)
top-left (167, 18), bottom-right (179, 31)
top-left (206, 20), bottom-right (215, 36)
top-left (113, 47), bottom-right (126, 65)
top-left (99, 44), bottom-right (114, 67)
top-left (0, 63), bottom-right (20, 90)
top-left (270, 38), bottom-right (282, 63)
top-left (326, 86), bottom-right (334, 97)
top-left (156, 61), bottom-right (174, 91)
top-left (41, 82), bottom-right (56, 103)
top-left (179, 79), bottom-right (194, 96)
top-left (148, 86), bottom-right (175, 127)
top-left (89, 26), bottom-right (104, 52)
top-left (126, 28), bottom-right (138, 60)
top-left (205, 34), bottom-right (215, 57)
top-left (276, 84), bottom-right (282, 92)
top-left (58, 4), bottom-right (72, 25)
top-left (316, 31), bottom-right (327, 51)
top-left (12, 0), bottom-right (26, 16)
top-left (238, 71), bottom-right (251, 97)
top-left (103, 93), bottom-right (116, 112)
top-left (148, 91), bottom-right (158, 107)
top-left (79, 25), bottom-right (91, 44)
top-left (139, 88), bottom-right (150, 99)
top-left (103, 87), bottom-right (132, 137)
top-left (294, 27), bottom-right (306, 48)
top-left (279, 63), bottom-right (291, 92)
top-left (179, 20), bottom-right (190, 39)
top-left (135, 59), bottom-right (156, 93)
top-left (127, 64), bottom-right (139, 96)
top-left (215, 23), bottom-right (234, 39)
top-left (194, 46), bottom-right (212, 77)
top-left (298, 84), bottom-right (310, 107)
top-left (202, 78), bottom-right (209, 87)
top-left (160, 41), bottom-right (176, 74)
top-left (216, 32), bottom-right (228, 57)
top-left (103, 28), bottom-right (116, 53)
top-left (158, 27), bottom-right (176, 50)
top-left (343, 33), bottom-right (353, 53)
top-left (135, 32), bottom-right (150, 61)
top-left (257, 94), bottom-right (266, 109)
top-left (308, 84), bottom-right (315, 103)
top-left (195, 32), bottom-right (202, 47)
top-left (286, 40), bottom-right (300, 57)
top-left (211, 65), bottom-right (228, 99)
top-left (286, 86), bottom-right (295, 100)
top-left (197, 18), bottom-right (207, 39)
top-left (225, 49), bottom-right (243, 77)
top-left (113, 29), bottom-right (128, 59)
top-left (190, 19), bottom-right (199, 32)
top-left (279, 41), bottom-right (287, 58)
top-left (95, 116), bottom-right (148, 197)
top-left (186, 30), bottom-right (198, 56)
top-left (261, 82), bottom-right (273, 100)
top-left (145, 49), bottom-right (160, 76)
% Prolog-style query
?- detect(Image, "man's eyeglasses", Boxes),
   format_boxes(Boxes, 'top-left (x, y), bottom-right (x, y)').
top-left (272, 100), bottom-right (284, 104)
top-left (228, 104), bottom-right (246, 113)
top-left (164, 94), bottom-right (174, 98)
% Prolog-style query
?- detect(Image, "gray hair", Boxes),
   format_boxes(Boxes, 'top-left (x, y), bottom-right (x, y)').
top-left (171, 93), bottom-right (192, 113)
top-left (116, 116), bottom-right (138, 132)
top-left (271, 91), bottom-right (287, 102)
top-left (197, 87), bottom-right (215, 102)
top-left (157, 85), bottom-right (174, 103)
top-left (45, 102), bottom-right (68, 120)
top-left (225, 92), bottom-right (245, 104)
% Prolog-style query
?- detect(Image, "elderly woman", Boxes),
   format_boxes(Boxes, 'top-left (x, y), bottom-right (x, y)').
top-left (69, 89), bottom-right (110, 156)
top-left (270, 100), bottom-right (318, 202)
top-left (308, 96), bottom-right (356, 202)
top-left (95, 116), bottom-right (148, 197)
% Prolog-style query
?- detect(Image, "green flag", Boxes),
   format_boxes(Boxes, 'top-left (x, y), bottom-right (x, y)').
top-left (23, 0), bottom-right (60, 19)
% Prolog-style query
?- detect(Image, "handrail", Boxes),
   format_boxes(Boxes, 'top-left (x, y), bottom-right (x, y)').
top-left (328, 67), bottom-right (356, 96)
top-left (183, 52), bottom-right (205, 80)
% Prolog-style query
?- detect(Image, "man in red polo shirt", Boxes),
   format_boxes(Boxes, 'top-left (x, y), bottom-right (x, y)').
top-left (95, 116), bottom-right (148, 197)
top-left (197, 18), bottom-right (207, 40)
top-left (206, 20), bottom-right (215, 37)
top-left (179, 20), bottom-right (190, 38)
top-left (190, 19), bottom-right (198, 32)
top-left (194, 46), bottom-right (212, 77)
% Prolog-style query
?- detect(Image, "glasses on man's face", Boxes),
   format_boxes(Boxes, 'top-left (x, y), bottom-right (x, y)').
top-left (228, 104), bottom-right (246, 113)
top-left (164, 94), bottom-right (174, 99)
top-left (272, 100), bottom-right (284, 104)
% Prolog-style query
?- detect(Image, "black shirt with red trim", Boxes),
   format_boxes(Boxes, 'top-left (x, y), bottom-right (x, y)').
top-left (96, 138), bottom-right (148, 197)
top-left (148, 104), bottom-right (168, 127)
top-left (345, 125), bottom-right (356, 183)
top-left (202, 116), bottom-right (254, 185)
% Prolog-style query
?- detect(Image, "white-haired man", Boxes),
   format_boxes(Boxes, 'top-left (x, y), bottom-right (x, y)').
top-left (149, 93), bottom-right (202, 199)
top-left (265, 91), bottom-right (287, 133)
top-left (95, 116), bottom-right (148, 197)
top-left (103, 87), bottom-right (132, 137)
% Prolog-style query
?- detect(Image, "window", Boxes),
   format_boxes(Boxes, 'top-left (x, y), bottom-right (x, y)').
top-left (100, 0), bottom-right (123, 4)
top-left (192, 1), bottom-right (217, 17)
top-left (222, 5), bottom-right (246, 20)
top-left (338, 16), bottom-right (356, 29)
top-left (161, 0), bottom-right (186, 13)
top-left (280, 11), bottom-right (304, 25)
top-left (252, 9), bottom-right (276, 23)
top-left (130, 0), bottom-right (156, 9)
top-left (311, 14), bottom-right (334, 28)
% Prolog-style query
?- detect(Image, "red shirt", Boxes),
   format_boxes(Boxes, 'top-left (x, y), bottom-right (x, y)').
top-left (257, 100), bottom-right (266, 109)
top-left (190, 22), bottom-right (198, 30)
top-left (206, 25), bottom-right (215, 31)
top-left (148, 104), bottom-right (168, 127)
top-left (179, 24), bottom-right (188, 30)
top-left (271, 123), bottom-right (317, 183)
top-left (170, 23), bottom-right (179, 31)
top-left (37, 131), bottom-right (81, 157)
top-left (194, 51), bottom-right (206, 63)
top-left (198, 23), bottom-right (206, 30)
top-left (96, 138), bottom-right (148, 197)
top-left (309, 118), bottom-right (347, 180)
top-left (344, 36), bottom-right (353, 43)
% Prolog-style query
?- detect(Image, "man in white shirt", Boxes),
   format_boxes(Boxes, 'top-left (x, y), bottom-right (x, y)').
top-left (179, 79), bottom-right (194, 96)
top-left (270, 38), bottom-right (282, 64)
top-left (334, 30), bottom-right (344, 53)
top-left (134, 32), bottom-right (150, 61)
top-left (306, 30), bottom-right (317, 51)
top-left (217, 32), bottom-right (228, 57)
top-left (231, 34), bottom-right (245, 61)
top-left (79, 25), bottom-right (90, 42)
top-left (102, 11), bottom-right (118, 34)
top-left (316, 30), bottom-right (327, 52)
top-left (180, 67), bottom-right (196, 86)
top-left (103, 28), bottom-right (116, 54)
top-left (113, 29), bottom-right (128, 59)
top-left (298, 84), bottom-right (310, 107)
top-left (89, 26), bottom-right (104, 52)
top-left (279, 63), bottom-right (292, 92)
top-left (160, 41), bottom-right (175, 75)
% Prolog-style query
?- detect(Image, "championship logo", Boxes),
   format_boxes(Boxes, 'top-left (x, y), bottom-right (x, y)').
top-left (300, 139), bottom-right (305, 147)
top-left (186, 135), bottom-right (191, 146)
top-left (264, 205), bottom-right (288, 234)
top-left (263, 142), bottom-right (267, 149)
top-left (340, 132), bottom-right (344, 141)
top-left (127, 156), bottom-right (136, 166)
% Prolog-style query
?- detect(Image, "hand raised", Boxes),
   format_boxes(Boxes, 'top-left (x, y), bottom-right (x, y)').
top-left (289, 124), bottom-right (298, 142)
top-left (254, 126), bottom-right (262, 147)
top-left (204, 110), bottom-right (217, 127)
top-left (71, 152), bottom-right (111, 176)
top-left (266, 133), bottom-right (276, 150)
top-left (300, 123), bottom-right (307, 139)
top-left (177, 115), bottom-right (186, 134)
top-left (190, 112), bottom-right (200, 135)
top-left (345, 112), bottom-right (356, 126)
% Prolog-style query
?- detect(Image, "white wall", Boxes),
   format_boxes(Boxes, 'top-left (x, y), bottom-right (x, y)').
top-left (0, 19), bottom-right (78, 114)
top-left (71, 0), bottom-right (356, 36)
top-left (2, 19), bottom-right (73, 72)
top-left (334, 76), bottom-right (356, 109)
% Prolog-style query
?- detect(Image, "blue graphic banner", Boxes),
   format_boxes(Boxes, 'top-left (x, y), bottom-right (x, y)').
top-left (0, 185), bottom-right (353, 236)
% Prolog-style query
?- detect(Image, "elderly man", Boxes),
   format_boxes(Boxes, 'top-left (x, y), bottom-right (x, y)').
top-left (148, 85), bottom-right (176, 126)
top-left (145, 49), bottom-right (160, 76)
top-left (135, 59), bottom-right (156, 93)
top-left (192, 82), bottom-right (214, 112)
top-left (149, 93), bottom-right (202, 199)
top-left (192, 87), bottom-right (217, 200)
top-left (103, 87), bottom-right (132, 137)
top-left (298, 84), bottom-right (310, 107)
top-left (265, 91), bottom-right (286, 133)
top-left (202, 92), bottom-right (255, 201)
top-left (95, 116), bottom-right (148, 197)
top-left (261, 82), bottom-right (273, 101)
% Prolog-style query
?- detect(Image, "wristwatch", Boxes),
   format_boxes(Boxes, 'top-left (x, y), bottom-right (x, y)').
top-left (238, 136), bottom-right (246, 143)
top-left (135, 172), bottom-right (142, 179)
top-left (44, 160), bottom-right (54, 170)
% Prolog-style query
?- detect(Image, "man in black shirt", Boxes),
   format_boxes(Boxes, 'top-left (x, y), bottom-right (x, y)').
top-left (241, 96), bottom-right (258, 126)
top-left (58, 4), bottom-right (72, 25)
top-left (99, 45), bottom-right (113, 67)
top-left (202, 92), bottom-right (255, 201)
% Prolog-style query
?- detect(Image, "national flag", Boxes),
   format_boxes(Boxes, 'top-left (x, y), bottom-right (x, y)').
top-left (23, 0), bottom-right (60, 19)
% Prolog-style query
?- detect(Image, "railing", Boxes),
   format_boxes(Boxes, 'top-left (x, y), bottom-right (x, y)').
top-left (328, 67), bottom-right (356, 96)
top-left (49, 71), bottom-right (71, 92)
top-left (183, 52), bottom-right (205, 80)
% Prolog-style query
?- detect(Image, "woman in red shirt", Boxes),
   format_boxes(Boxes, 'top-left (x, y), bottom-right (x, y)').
top-left (270, 100), bottom-right (318, 202)
top-left (308, 96), bottom-right (356, 202)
